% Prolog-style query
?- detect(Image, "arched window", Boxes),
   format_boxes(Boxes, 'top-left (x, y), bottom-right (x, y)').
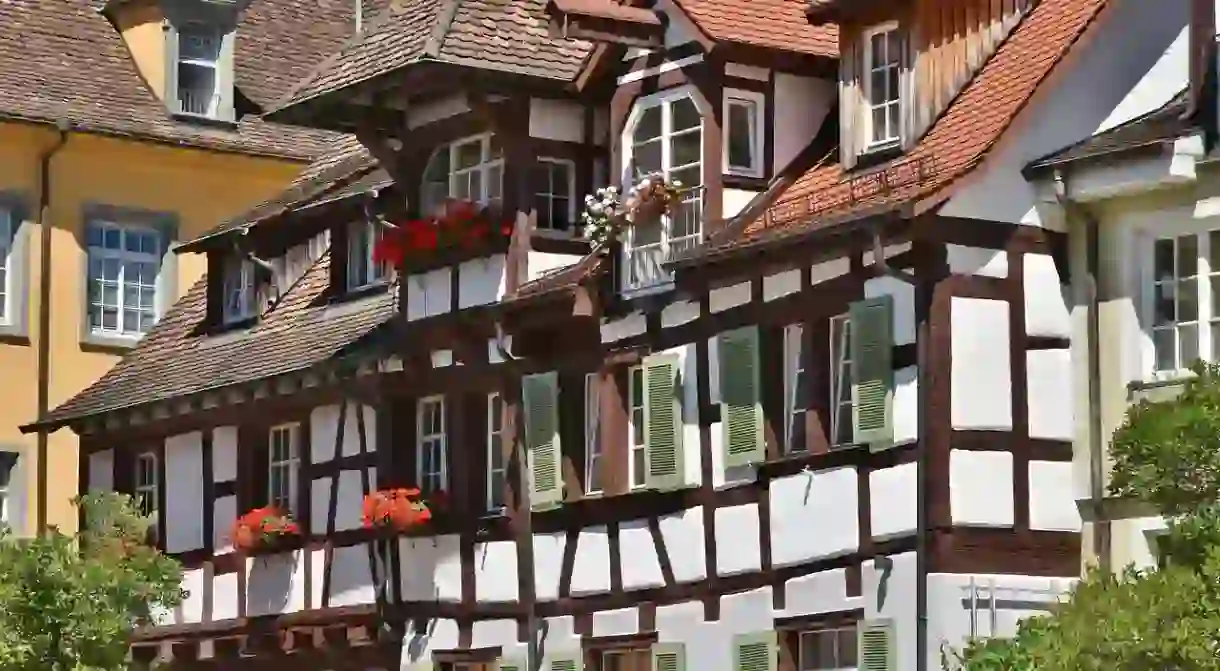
top-left (621, 87), bottom-right (705, 293)
top-left (420, 134), bottom-right (504, 216)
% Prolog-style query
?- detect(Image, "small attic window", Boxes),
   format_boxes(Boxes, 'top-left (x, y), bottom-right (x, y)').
top-left (222, 254), bottom-right (257, 324)
top-left (863, 22), bottom-right (902, 149)
top-left (166, 13), bottom-right (236, 123)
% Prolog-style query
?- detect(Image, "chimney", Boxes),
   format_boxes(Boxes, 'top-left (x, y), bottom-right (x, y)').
top-left (1185, 0), bottom-right (1217, 147)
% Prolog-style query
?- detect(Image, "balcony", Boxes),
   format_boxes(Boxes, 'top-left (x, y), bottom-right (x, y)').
top-left (621, 186), bottom-right (704, 296)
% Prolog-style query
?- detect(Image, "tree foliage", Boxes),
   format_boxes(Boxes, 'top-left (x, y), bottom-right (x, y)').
top-left (0, 491), bottom-right (184, 671)
top-left (945, 362), bottom-right (1220, 669)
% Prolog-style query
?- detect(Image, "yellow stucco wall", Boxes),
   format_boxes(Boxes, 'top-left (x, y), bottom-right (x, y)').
top-left (0, 121), bottom-right (303, 533)
top-left (113, 0), bottom-right (169, 102)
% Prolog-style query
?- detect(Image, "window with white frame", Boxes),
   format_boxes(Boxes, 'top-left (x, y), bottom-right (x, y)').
top-left (1150, 231), bottom-right (1220, 373)
top-left (783, 323), bottom-right (809, 452)
top-left (863, 22), bottom-right (903, 148)
top-left (622, 88), bottom-right (704, 292)
top-left (417, 396), bottom-right (447, 495)
top-left (829, 313), bottom-right (854, 447)
top-left (86, 221), bottom-right (160, 337)
top-left (0, 453), bottom-right (13, 526)
top-left (176, 22), bottom-right (222, 117)
top-left (268, 424), bottom-right (300, 513)
top-left (347, 220), bottom-right (389, 290)
top-left (724, 89), bottom-right (764, 177)
top-left (533, 158), bottom-right (576, 234)
top-left (222, 254), bottom-right (257, 324)
top-left (628, 366), bottom-right (646, 489)
top-left (797, 623), bottom-right (859, 670)
top-left (134, 451), bottom-right (159, 518)
top-left (0, 207), bottom-right (12, 325)
top-left (420, 134), bottom-right (504, 216)
top-left (487, 392), bottom-right (506, 510)
top-left (584, 373), bottom-right (603, 494)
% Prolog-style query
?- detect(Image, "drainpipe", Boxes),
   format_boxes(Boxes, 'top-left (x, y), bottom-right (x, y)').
top-left (1053, 169), bottom-right (1110, 573)
top-left (869, 230), bottom-right (928, 671)
top-left (35, 120), bottom-right (71, 536)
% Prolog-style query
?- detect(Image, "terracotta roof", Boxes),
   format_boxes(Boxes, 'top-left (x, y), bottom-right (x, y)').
top-left (32, 251), bottom-right (398, 430)
top-left (0, 0), bottom-right (354, 161)
top-left (673, 0), bottom-right (837, 57)
top-left (1027, 88), bottom-right (1192, 170)
top-left (270, 0), bottom-right (595, 119)
top-left (717, 0), bottom-right (1110, 249)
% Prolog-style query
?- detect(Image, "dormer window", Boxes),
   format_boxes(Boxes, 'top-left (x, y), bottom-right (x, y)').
top-left (421, 134), bottom-right (504, 216)
top-left (165, 9), bottom-right (235, 122)
top-left (346, 221), bottom-right (388, 290)
top-left (176, 23), bottom-right (221, 117)
top-left (724, 89), bottom-right (765, 177)
top-left (863, 22), bottom-right (902, 148)
top-left (221, 254), bottom-right (256, 324)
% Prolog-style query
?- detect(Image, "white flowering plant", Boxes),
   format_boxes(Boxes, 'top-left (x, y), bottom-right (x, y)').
top-left (581, 172), bottom-right (684, 249)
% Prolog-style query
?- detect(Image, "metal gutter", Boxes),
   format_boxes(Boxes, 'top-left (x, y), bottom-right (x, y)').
top-left (34, 119), bottom-right (71, 536)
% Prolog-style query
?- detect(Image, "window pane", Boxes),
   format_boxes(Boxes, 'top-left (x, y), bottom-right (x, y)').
top-left (1179, 234), bottom-right (1199, 277)
top-left (672, 96), bottom-right (700, 132)
top-left (727, 102), bottom-right (754, 170)
top-left (837, 628), bottom-right (858, 666)
top-left (632, 139), bottom-right (662, 176)
top-left (1179, 278), bottom-right (1198, 322)
top-left (671, 129), bottom-right (701, 168)
top-left (455, 140), bottom-right (483, 170)
top-left (669, 166), bottom-right (701, 190)
top-left (1154, 328), bottom-right (1175, 371)
top-left (1155, 237), bottom-right (1175, 280)
top-left (1180, 323), bottom-right (1199, 367)
top-left (1155, 282), bottom-right (1175, 325)
top-left (634, 106), bottom-right (662, 142)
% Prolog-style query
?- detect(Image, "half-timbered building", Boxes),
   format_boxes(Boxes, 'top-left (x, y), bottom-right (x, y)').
top-left (21, 0), bottom-right (1210, 669)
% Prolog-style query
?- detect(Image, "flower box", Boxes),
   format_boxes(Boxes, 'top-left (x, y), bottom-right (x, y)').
top-left (373, 200), bottom-right (515, 269)
top-left (232, 507), bottom-right (302, 555)
top-left (362, 488), bottom-right (438, 535)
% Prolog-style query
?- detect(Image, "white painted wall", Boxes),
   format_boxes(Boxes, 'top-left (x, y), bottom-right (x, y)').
top-left (723, 188), bottom-right (760, 219)
top-left (951, 297), bottom-right (1013, 431)
top-left (950, 450), bottom-right (1014, 527)
top-left (940, 0), bottom-right (1191, 226)
top-left (526, 251), bottom-right (584, 284)
top-left (773, 73), bottom-right (835, 174)
top-left (164, 431), bottom-right (204, 553)
top-left (529, 98), bottom-right (585, 142)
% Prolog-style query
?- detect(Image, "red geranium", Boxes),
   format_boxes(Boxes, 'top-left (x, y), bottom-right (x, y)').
top-left (232, 507), bottom-right (300, 553)
top-left (371, 199), bottom-right (516, 268)
top-left (362, 488), bottom-right (433, 532)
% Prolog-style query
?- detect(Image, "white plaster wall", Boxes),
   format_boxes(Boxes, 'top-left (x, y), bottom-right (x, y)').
top-left (310, 468), bottom-right (376, 534)
top-left (212, 426), bottom-right (237, 482)
top-left (399, 535), bottom-right (462, 602)
top-left (601, 312), bottom-right (647, 342)
top-left (406, 268), bottom-right (453, 321)
top-left (773, 73), bottom-right (835, 174)
top-left (951, 298), bottom-right (1013, 430)
top-left (723, 188), bottom-right (760, 219)
top-left (309, 544), bottom-right (376, 607)
top-left (950, 450), bottom-right (1014, 527)
top-left (715, 504), bottom-right (761, 576)
top-left (870, 463), bottom-right (918, 540)
top-left (458, 255), bottom-right (507, 309)
top-left (212, 571), bottom-right (240, 621)
top-left (927, 573), bottom-right (1074, 660)
top-left (571, 527), bottom-right (613, 594)
top-left (946, 245), bottom-right (1008, 278)
top-left (865, 275), bottom-right (916, 345)
top-left (213, 494), bottom-right (236, 552)
top-left (154, 568), bottom-right (205, 626)
top-left (529, 98), bottom-right (584, 142)
top-left (762, 268), bottom-right (801, 302)
top-left (811, 257), bottom-right (850, 284)
top-left (939, 0), bottom-right (1190, 225)
top-left (1111, 514), bottom-right (1168, 569)
top-left (245, 550), bottom-right (306, 616)
top-left (533, 532), bottom-right (566, 600)
top-left (310, 403), bottom-right (377, 464)
top-left (88, 449), bottom-right (113, 492)
top-left (769, 467), bottom-right (859, 566)
top-left (659, 506), bottom-right (706, 583)
top-left (1024, 254), bottom-right (1071, 338)
top-left (1028, 460), bottom-right (1082, 532)
top-left (893, 366), bottom-right (919, 446)
top-left (526, 251), bottom-right (583, 283)
top-left (618, 519), bottom-right (666, 589)
top-left (1027, 349), bottom-right (1074, 440)
top-left (164, 432), bottom-right (205, 553)
top-left (709, 280), bottom-right (751, 313)
top-left (474, 540), bottom-right (519, 602)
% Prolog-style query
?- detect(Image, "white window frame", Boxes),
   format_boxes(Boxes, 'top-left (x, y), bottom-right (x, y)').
top-left (417, 395), bottom-right (448, 494)
top-left (862, 21), bottom-right (903, 149)
top-left (346, 220), bottom-right (390, 290)
top-left (620, 85), bottom-right (707, 294)
top-left (486, 392), bottom-right (506, 510)
top-left (420, 133), bottom-right (505, 216)
top-left (723, 88), bottom-right (765, 177)
top-left (222, 255), bottom-right (257, 324)
top-left (626, 365), bottom-right (647, 489)
top-left (134, 451), bottom-right (159, 518)
top-left (0, 207), bottom-right (12, 325)
top-left (86, 221), bottom-right (162, 338)
top-left (176, 22), bottom-right (222, 118)
top-left (1139, 224), bottom-right (1220, 380)
top-left (783, 323), bottom-right (807, 453)
top-left (584, 373), bottom-right (603, 495)
top-left (829, 313), bottom-right (854, 447)
top-left (534, 157), bottom-right (577, 236)
top-left (796, 623), bottom-right (860, 670)
top-left (268, 423), bottom-right (301, 514)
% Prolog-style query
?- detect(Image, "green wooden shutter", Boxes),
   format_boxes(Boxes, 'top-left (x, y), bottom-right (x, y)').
top-left (548, 652), bottom-right (583, 671)
top-left (731, 632), bottom-right (776, 671)
top-left (644, 353), bottom-right (684, 490)
top-left (495, 657), bottom-right (524, 671)
top-left (858, 619), bottom-right (896, 671)
top-left (719, 326), bottom-right (765, 467)
top-left (522, 372), bottom-right (563, 510)
top-left (850, 296), bottom-right (894, 448)
top-left (651, 642), bottom-right (686, 671)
